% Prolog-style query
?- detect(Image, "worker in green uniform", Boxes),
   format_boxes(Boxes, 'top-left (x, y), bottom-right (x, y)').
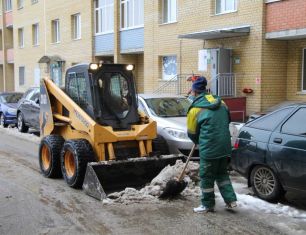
top-left (187, 76), bottom-right (237, 213)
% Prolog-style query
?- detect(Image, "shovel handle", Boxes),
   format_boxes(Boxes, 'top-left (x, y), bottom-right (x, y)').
top-left (178, 144), bottom-right (196, 181)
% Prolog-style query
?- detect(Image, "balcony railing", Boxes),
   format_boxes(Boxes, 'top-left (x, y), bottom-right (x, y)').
top-left (5, 12), bottom-right (13, 28)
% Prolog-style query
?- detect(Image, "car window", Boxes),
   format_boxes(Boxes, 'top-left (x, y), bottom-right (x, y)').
top-left (0, 93), bottom-right (23, 103)
top-left (144, 97), bottom-right (191, 117)
top-left (25, 89), bottom-right (36, 100)
top-left (281, 108), bottom-right (306, 136)
top-left (30, 92), bottom-right (40, 102)
top-left (138, 99), bottom-right (148, 115)
top-left (249, 107), bottom-right (294, 131)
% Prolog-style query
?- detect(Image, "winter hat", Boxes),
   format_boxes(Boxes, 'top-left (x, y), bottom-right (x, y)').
top-left (192, 76), bottom-right (207, 93)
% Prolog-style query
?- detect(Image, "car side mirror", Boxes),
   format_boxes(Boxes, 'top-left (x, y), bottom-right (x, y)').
top-left (35, 98), bottom-right (40, 105)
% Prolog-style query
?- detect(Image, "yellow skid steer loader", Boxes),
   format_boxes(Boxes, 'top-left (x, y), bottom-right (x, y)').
top-left (38, 63), bottom-right (182, 200)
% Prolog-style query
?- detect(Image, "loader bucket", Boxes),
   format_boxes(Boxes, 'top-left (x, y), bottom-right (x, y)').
top-left (82, 155), bottom-right (184, 200)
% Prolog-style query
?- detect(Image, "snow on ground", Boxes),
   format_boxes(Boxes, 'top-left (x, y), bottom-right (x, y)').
top-left (0, 126), bottom-right (40, 143)
top-left (103, 160), bottom-right (306, 225)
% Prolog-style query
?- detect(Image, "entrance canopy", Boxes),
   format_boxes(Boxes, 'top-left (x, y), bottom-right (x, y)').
top-left (178, 25), bottom-right (251, 40)
top-left (38, 55), bottom-right (65, 64)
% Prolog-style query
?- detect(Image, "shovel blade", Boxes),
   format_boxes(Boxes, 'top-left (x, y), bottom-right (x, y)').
top-left (82, 155), bottom-right (184, 200)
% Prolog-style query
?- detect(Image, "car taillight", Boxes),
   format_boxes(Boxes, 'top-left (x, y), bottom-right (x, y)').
top-left (234, 139), bottom-right (239, 149)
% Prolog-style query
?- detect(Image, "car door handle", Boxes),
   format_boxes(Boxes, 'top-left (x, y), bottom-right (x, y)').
top-left (273, 138), bottom-right (282, 144)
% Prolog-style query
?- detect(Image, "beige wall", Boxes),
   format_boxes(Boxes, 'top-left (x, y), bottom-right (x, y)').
top-left (13, 0), bottom-right (93, 91)
top-left (145, 0), bottom-right (265, 115)
top-left (287, 39), bottom-right (306, 101)
top-left (261, 40), bottom-right (288, 110)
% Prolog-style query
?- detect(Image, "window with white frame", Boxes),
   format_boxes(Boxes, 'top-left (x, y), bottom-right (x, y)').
top-left (19, 66), bottom-right (25, 86)
top-left (303, 48), bottom-right (306, 91)
top-left (17, 0), bottom-right (24, 9)
top-left (162, 56), bottom-right (177, 80)
top-left (95, 0), bottom-right (114, 34)
top-left (162, 0), bottom-right (177, 24)
top-left (18, 28), bottom-right (24, 48)
top-left (32, 23), bottom-right (39, 46)
top-left (5, 0), bottom-right (12, 11)
top-left (216, 0), bottom-right (237, 14)
top-left (121, 0), bottom-right (144, 29)
top-left (52, 19), bottom-right (60, 43)
top-left (72, 13), bottom-right (81, 39)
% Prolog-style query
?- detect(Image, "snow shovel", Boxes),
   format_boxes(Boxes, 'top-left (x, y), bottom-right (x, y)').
top-left (159, 144), bottom-right (197, 199)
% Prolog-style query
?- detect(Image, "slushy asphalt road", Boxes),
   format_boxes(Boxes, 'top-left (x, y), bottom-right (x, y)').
top-left (0, 128), bottom-right (305, 235)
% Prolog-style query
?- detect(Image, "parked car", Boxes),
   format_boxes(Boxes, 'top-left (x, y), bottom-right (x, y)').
top-left (0, 92), bottom-right (24, 127)
top-left (17, 87), bottom-right (40, 132)
top-left (137, 94), bottom-right (199, 159)
top-left (247, 101), bottom-right (306, 123)
top-left (231, 103), bottom-right (306, 202)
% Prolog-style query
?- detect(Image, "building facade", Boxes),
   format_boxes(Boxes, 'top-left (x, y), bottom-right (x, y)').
top-left (0, 0), bottom-right (94, 92)
top-left (0, 0), bottom-right (305, 116)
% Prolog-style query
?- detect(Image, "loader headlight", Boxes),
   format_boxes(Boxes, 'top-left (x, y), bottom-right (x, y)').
top-left (126, 64), bottom-right (134, 71)
top-left (7, 108), bottom-right (17, 115)
top-left (164, 128), bottom-right (189, 140)
top-left (89, 63), bottom-right (99, 70)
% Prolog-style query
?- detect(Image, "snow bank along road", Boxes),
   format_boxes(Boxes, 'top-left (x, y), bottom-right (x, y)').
top-left (0, 127), bottom-right (306, 235)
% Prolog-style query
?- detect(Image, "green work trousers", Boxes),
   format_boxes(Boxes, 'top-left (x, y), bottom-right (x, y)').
top-left (200, 157), bottom-right (237, 208)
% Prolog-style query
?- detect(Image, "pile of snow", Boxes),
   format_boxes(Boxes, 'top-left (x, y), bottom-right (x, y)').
top-left (0, 126), bottom-right (40, 143)
top-left (236, 193), bottom-right (306, 220)
top-left (103, 159), bottom-right (200, 204)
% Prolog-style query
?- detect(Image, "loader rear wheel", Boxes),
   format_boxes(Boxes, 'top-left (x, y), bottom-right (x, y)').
top-left (39, 135), bottom-right (65, 178)
top-left (61, 139), bottom-right (95, 189)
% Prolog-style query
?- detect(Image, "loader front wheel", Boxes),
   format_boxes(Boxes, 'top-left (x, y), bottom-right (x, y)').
top-left (61, 139), bottom-right (95, 189)
top-left (39, 135), bottom-right (65, 178)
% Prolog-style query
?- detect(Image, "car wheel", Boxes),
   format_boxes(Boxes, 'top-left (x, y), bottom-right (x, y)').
top-left (250, 165), bottom-right (284, 202)
top-left (17, 112), bottom-right (29, 133)
top-left (0, 113), bottom-right (8, 128)
top-left (152, 135), bottom-right (170, 155)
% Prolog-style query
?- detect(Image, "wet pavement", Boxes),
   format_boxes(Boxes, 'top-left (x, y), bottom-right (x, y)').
top-left (0, 127), bottom-right (305, 234)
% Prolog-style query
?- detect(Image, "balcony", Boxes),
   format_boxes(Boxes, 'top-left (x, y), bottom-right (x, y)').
top-left (5, 12), bottom-right (13, 28)
top-left (120, 27), bottom-right (144, 54)
top-left (95, 33), bottom-right (114, 56)
top-left (0, 50), bottom-right (3, 64)
top-left (6, 48), bottom-right (14, 63)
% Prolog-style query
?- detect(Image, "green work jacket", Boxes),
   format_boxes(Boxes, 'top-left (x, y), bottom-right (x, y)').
top-left (187, 93), bottom-right (232, 160)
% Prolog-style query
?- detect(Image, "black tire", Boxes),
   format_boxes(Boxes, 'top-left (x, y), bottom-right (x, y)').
top-left (61, 139), bottom-right (95, 189)
top-left (17, 112), bottom-right (29, 133)
top-left (39, 135), bottom-right (65, 178)
top-left (152, 135), bottom-right (170, 155)
top-left (250, 165), bottom-right (284, 202)
top-left (0, 113), bottom-right (8, 128)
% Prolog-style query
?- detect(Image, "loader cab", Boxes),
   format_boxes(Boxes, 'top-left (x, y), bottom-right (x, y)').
top-left (65, 63), bottom-right (139, 130)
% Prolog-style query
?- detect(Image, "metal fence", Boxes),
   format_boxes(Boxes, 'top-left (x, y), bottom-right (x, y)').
top-left (153, 73), bottom-right (237, 97)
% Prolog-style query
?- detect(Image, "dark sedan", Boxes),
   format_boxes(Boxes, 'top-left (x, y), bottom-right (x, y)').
top-left (0, 92), bottom-right (23, 127)
top-left (17, 87), bottom-right (40, 132)
top-left (231, 103), bottom-right (306, 202)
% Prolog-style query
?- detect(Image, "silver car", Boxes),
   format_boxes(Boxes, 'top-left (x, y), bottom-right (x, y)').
top-left (137, 94), bottom-right (198, 159)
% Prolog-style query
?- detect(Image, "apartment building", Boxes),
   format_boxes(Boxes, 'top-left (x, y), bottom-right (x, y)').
top-left (0, 0), bottom-right (305, 117)
top-left (0, 0), bottom-right (93, 92)
top-left (265, 0), bottom-right (306, 104)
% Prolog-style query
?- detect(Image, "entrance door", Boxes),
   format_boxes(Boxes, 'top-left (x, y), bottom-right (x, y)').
top-left (210, 48), bottom-right (232, 95)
